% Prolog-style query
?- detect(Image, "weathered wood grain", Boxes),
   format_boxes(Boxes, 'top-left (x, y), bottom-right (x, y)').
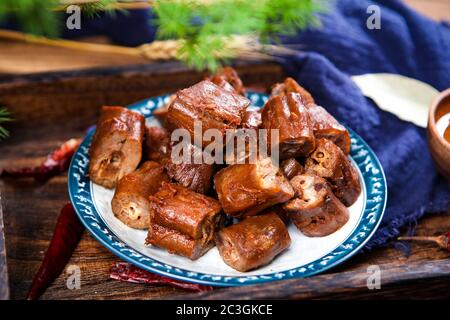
top-left (0, 37), bottom-right (149, 75)
top-left (171, 258), bottom-right (450, 300)
top-left (0, 192), bottom-right (10, 300)
top-left (0, 61), bottom-right (449, 300)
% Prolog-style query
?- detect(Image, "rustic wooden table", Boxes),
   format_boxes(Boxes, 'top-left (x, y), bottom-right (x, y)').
top-left (0, 0), bottom-right (449, 300)
top-left (0, 61), bottom-right (449, 300)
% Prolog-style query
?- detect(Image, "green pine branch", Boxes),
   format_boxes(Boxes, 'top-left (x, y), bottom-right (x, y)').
top-left (0, 0), bottom-right (324, 71)
top-left (154, 0), bottom-right (323, 71)
top-left (0, 0), bottom-right (61, 37)
top-left (0, 0), bottom-right (123, 37)
top-left (78, 0), bottom-right (125, 19)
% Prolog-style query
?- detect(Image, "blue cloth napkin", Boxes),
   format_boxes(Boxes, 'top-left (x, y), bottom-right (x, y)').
top-left (3, 0), bottom-right (449, 250)
top-left (276, 0), bottom-right (450, 250)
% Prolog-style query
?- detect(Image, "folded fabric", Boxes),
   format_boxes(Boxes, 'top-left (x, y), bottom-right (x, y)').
top-left (276, 0), bottom-right (449, 250)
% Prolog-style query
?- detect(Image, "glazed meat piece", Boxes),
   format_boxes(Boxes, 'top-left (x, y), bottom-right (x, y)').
top-left (223, 128), bottom-right (260, 165)
top-left (305, 139), bottom-right (361, 206)
top-left (145, 127), bottom-right (214, 193)
top-left (89, 106), bottom-right (145, 188)
top-left (147, 183), bottom-right (223, 260)
top-left (215, 212), bottom-right (291, 272)
top-left (214, 157), bottom-right (294, 218)
top-left (271, 77), bottom-right (315, 106)
top-left (111, 161), bottom-right (169, 229)
top-left (261, 92), bottom-right (315, 159)
top-left (280, 158), bottom-right (304, 180)
top-left (146, 222), bottom-right (214, 260)
top-left (210, 67), bottom-right (246, 96)
top-left (166, 80), bottom-right (250, 147)
top-left (144, 126), bottom-right (170, 163)
top-left (149, 183), bottom-right (222, 240)
top-left (283, 174), bottom-right (349, 237)
top-left (165, 142), bottom-right (215, 194)
top-left (210, 76), bottom-right (235, 94)
top-left (240, 110), bottom-right (262, 130)
top-left (307, 104), bottom-right (351, 155)
top-left (261, 205), bottom-right (290, 225)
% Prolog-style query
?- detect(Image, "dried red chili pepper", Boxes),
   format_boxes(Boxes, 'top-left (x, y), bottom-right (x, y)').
top-left (26, 203), bottom-right (84, 300)
top-left (1, 138), bottom-right (81, 182)
top-left (398, 232), bottom-right (450, 251)
top-left (110, 262), bottom-right (214, 292)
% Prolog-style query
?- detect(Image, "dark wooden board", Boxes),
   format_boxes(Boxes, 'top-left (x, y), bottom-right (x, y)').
top-left (173, 258), bottom-right (450, 300)
top-left (0, 60), bottom-right (449, 300)
top-left (0, 192), bottom-right (10, 300)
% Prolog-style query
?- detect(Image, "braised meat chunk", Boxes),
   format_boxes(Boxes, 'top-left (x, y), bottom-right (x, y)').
top-left (305, 139), bottom-right (361, 206)
top-left (261, 92), bottom-right (315, 159)
top-left (89, 106), bottom-right (145, 188)
top-left (144, 126), bottom-right (170, 163)
top-left (165, 142), bottom-right (215, 194)
top-left (146, 183), bottom-right (222, 260)
top-left (223, 127), bottom-right (260, 165)
top-left (271, 77), bottom-right (315, 106)
top-left (307, 104), bottom-right (351, 155)
top-left (166, 80), bottom-right (250, 147)
top-left (145, 129), bottom-right (214, 193)
top-left (240, 110), bottom-right (262, 130)
top-left (146, 222), bottom-right (214, 260)
top-left (149, 183), bottom-right (222, 240)
top-left (111, 161), bottom-right (169, 229)
top-left (215, 212), bottom-right (291, 272)
top-left (214, 157), bottom-right (294, 218)
top-left (280, 158), bottom-right (304, 180)
top-left (284, 174), bottom-right (349, 237)
top-left (210, 67), bottom-right (246, 96)
top-left (261, 205), bottom-right (290, 225)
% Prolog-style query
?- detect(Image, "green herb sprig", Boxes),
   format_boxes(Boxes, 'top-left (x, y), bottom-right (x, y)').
top-left (0, 0), bottom-right (61, 37)
top-left (0, 0), bottom-right (123, 37)
top-left (77, 0), bottom-right (124, 19)
top-left (0, 0), bottom-right (323, 71)
top-left (154, 0), bottom-right (322, 71)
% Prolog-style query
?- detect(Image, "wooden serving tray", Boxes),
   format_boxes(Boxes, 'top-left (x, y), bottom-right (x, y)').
top-left (0, 61), bottom-right (449, 300)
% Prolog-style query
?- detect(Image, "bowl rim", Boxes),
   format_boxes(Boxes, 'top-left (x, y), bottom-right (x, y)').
top-left (428, 87), bottom-right (450, 149)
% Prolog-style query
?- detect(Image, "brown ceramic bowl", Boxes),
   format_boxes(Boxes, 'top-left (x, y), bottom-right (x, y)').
top-left (427, 88), bottom-right (450, 181)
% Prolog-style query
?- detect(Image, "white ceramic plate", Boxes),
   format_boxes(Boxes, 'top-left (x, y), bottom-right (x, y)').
top-left (68, 92), bottom-right (387, 286)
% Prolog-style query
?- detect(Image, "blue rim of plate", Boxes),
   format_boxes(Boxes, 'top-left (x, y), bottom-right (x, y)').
top-left (68, 92), bottom-right (387, 287)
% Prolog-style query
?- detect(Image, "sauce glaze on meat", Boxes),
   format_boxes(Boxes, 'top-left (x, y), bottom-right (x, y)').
top-left (305, 138), bottom-right (361, 206)
top-left (284, 174), bottom-right (349, 237)
top-left (111, 161), bottom-right (168, 229)
top-left (261, 92), bottom-right (315, 159)
top-left (146, 183), bottom-right (223, 260)
top-left (214, 157), bottom-right (294, 218)
top-left (166, 80), bottom-right (250, 148)
top-left (89, 106), bottom-right (145, 188)
top-left (215, 212), bottom-right (291, 272)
